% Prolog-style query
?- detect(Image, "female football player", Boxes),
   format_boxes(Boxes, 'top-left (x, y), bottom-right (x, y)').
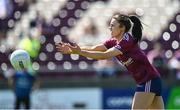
top-left (56, 13), bottom-right (164, 109)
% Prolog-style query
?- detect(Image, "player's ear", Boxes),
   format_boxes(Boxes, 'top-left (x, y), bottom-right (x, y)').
top-left (119, 23), bottom-right (124, 28)
top-left (119, 24), bottom-right (126, 32)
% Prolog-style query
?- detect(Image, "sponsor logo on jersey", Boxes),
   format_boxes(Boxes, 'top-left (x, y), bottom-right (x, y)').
top-left (121, 57), bottom-right (134, 66)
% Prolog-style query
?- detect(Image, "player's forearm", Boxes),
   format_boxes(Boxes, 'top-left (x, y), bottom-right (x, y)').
top-left (78, 50), bottom-right (110, 60)
top-left (81, 44), bottom-right (107, 52)
top-left (81, 47), bottom-right (92, 51)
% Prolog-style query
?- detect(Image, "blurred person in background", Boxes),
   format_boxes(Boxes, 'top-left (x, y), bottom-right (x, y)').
top-left (56, 13), bottom-right (164, 109)
top-left (168, 49), bottom-right (180, 79)
top-left (147, 42), bottom-right (169, 78)
top-left (3, 43), bottom-right (40, 109)
top-left (0, 0), bottom-right (13, 19)
top-left (17, 21), bottom-right (41, 60)
top-left (68, 18), bottom-right (100, 46)
top-left (82, 19), bottom-right (99, 45)
top-left (94, 58), bottom-right (117, 78)
top-left (4, 67), bottom-right (40, 109)
top-left (147, 42), bottom-right (164, 64)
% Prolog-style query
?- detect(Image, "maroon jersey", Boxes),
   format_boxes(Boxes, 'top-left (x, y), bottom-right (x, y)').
top-left (104, 33), bottom-right (160, 84)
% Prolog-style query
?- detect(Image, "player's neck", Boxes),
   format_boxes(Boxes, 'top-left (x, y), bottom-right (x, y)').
top-left (116, 32), bottom-right (124, 42)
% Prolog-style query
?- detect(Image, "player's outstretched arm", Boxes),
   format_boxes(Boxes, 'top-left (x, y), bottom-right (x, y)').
top-left (57, 42), bottom-right (123, 60)
top-left (81, 44), bottom-right (107, 52)
top-left (56, 42), bottom-right (107, 54)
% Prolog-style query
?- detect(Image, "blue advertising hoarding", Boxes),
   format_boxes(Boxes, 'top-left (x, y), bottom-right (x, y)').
top-left (102, 88), bottom-right (134, 109)
top-left (102, 88), bottom-right (170, 109)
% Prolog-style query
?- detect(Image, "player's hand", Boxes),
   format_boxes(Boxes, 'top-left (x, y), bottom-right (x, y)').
top-left (65, 42), bottom-right (81, 54)
top-left (56, 42), bottom-right (73, 54)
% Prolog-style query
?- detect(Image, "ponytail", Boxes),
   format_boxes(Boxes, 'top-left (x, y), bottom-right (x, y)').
top-left (129, 16), bottom-right (143, 42)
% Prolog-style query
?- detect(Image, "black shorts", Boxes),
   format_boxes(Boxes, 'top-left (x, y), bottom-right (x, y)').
top-left (15, 95), bottom-right (30, 109)
top-left (136, 77), bottom-right (162, 96)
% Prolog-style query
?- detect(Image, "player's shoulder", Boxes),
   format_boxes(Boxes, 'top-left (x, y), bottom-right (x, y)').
top-left (118, 33), bottom-right (136, 49)
top-left (105, 37), bottom-right (117, 44)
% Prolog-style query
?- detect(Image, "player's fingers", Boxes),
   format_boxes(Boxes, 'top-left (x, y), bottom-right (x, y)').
top-left (56, 43), bottom-right (65, 48)
top-left (56, 46), bottom-right (64, 51)
top-left (72, 42), bottom-right (79, 48)
top-left (57, 48), bottom-right (67, 53)
top-left (72, 42), bottom-right (78, 46)
top-left (55, 44), bottom-right (64, 49)
top-left (55, 45), bottom-right (62, 49)
top-left (57, 48), bottom-right (66, 53)
top-left (60, 41), bottom-right (65, 45)
top-left (66, 43), bottom-right (75, 49)
top-left (56, 47), bottom-right (62, 51)
top-left (63, 43), bottom-right (71, 46)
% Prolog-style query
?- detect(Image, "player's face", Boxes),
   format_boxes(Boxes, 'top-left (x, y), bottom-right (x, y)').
top-left (109, 18), bottom-right (124, 38)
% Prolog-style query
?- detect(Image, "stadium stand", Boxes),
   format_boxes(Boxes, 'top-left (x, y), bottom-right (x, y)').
top-left (0, 0), bottom-right (179, 84)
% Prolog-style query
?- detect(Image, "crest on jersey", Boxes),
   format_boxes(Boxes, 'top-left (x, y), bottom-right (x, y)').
top-left (123, 33), bottom-right (129, 41)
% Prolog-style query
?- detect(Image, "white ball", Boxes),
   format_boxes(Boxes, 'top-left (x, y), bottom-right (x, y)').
top-left (10, 49), bottom-right (31, 71)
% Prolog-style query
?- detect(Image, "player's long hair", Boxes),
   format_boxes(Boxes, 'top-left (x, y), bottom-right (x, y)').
top-left (129, 15), bottom-right (143, 42)
top-left (112, 14), bottom-right (143, 43)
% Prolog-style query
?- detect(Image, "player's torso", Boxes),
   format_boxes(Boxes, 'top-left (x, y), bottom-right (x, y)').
top-left (114, 34), bottom-right (160, 84)
top-left (118, 44), bottom-right (160, 84)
